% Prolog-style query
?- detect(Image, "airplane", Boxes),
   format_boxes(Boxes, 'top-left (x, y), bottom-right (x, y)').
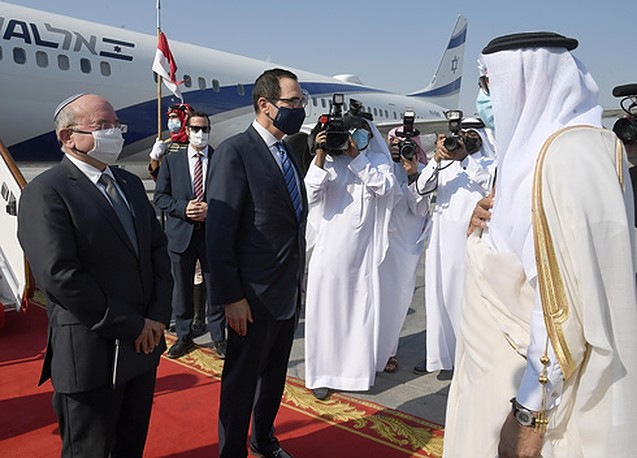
top-left (0, 1), bottom-right (466, 318)
top-left (0, 1), bottom-right (466, 168)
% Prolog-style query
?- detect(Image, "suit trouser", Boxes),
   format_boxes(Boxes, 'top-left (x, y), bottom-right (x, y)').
top-left (52, 368), bottom-right (156, 458)
top-left (218, 315), bottom-right (297, 458)
top-left (169, 227), bottom-right (226, 342)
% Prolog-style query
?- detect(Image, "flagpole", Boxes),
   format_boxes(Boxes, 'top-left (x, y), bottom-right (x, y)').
top-left (156, 0), bottom-right (162, 140)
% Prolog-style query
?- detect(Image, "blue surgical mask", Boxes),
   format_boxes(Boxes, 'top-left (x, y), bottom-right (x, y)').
top-left (350, 128), bottom-right (371, 151)
top-left (272, 106), bottom-right (306, 135)
top-left (167, 118), bottom-right (181, 133)
top-left (476, 90), bottom-right (495, 131)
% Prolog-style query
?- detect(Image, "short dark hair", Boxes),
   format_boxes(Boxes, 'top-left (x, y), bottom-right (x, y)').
top-left (186, 110), bottom-right (210, 127)
top-left (252, 68), bottom-right (298, 113)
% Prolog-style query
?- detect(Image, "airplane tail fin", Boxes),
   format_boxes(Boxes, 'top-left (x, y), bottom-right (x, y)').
top-left (408, 16), bottom-right (467, 109)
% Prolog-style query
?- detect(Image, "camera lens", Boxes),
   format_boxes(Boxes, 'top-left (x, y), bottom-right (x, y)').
top-left (400, 140), bottom-right (417, 160)
top-left (443, 135), bottom-right (461, 151)
top-left (613, 117), bottom-right (637, 145)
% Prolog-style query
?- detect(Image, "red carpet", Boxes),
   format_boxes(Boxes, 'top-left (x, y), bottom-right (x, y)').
top-left (0, 305), bottom-right (443, 457)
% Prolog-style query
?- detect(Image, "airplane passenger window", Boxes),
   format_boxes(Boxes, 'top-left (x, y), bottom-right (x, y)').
top-left (393, 112), bottom-right (397, 119)
top-left (100, 61), bottom-right (111, 77)
top-left (183, 75), bottom-right (192, 88)
top-left (0, 46), bottom-right (2, 61)
top-left (312, 97), bottom-right (317, 107)
top-left (13, 47), bottom-right (26, 65)
top-left (373, 108), bottom-right (378, 116)
top-left (212, 79), bottom-right (220, 92)
top-left (385, 110), bottom-right (389, 118)
top-left (237, 83), bottom-right (245, 96)
top-left (36, 51), bottom-right (48, 68)
top-left (80, 58), bottom-right (91, 74)
top-left (321, 99), bottom-right (326, 108)
top-left (198, 77), bottom-right (206, 89)
top-left (58, 54), bottom-right (70, 71)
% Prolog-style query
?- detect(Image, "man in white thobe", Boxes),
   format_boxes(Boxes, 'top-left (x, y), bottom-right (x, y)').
top-left (444, 32), bottom-right (637, 457)
top-left (414, 126), bottom-right (494, 374)
top-left (304, 119), bottom-right (395, 399)
top-left (375, 128), bottom-right (429, 373)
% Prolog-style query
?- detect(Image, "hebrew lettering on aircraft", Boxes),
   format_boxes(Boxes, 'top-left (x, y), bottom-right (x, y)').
top-left (0, 17), bottom-right (135, 62)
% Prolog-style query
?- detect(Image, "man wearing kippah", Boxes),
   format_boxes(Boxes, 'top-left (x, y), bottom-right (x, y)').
top-left (443, 32), bottom-right (637, 457)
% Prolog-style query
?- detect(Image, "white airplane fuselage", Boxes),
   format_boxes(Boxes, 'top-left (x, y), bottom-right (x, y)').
top-left (0, 2), bottom-right (467, 164)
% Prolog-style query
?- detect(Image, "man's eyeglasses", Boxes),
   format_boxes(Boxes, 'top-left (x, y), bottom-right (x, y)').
top-left (69, 122), bottom-right (128, 134)
top-left (269, 90), bottom-right (310, 109)
top-left (478, 75), bottom-right (490, 95)
top-left (187, 125), bottom-right (211, 133)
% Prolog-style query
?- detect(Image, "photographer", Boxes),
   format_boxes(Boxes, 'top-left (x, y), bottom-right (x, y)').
top-left (412, 116), bottom-right (495, 376)
top-left (375, 122), bottom-right (430, 374)
top-left (304, 97), bottom-right (396, 400)
top-left (612, 83), bottom-right (637, 227)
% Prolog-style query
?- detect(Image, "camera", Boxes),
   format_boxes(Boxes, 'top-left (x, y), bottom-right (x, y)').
top-left (612, 83), bottom-right (637, 145)
top-left (393, 110), bottom-right (421, 162)
top-left (441, 110), bottom-right (483, 155)
top-left (443, 110), bottom-right (464, 152)
top-left (313, 95), bottom-right (372, 156)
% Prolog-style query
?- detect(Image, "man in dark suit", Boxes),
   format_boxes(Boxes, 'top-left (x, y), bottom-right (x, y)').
top-left (206, 68), bottom-right (308, 458)
top-left (17, 93), bottom-right (173, 457)
top-left (154, 110), bottom-right (226, 359)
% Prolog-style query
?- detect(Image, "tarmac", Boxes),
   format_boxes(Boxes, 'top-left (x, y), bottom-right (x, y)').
top-left (194, 251), bottom-right (452, 427)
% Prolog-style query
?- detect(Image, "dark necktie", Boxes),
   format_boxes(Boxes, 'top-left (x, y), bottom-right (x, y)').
top-left (275, 142), bottom-right (302, 221)
top-left (99, 173), bottom-right (138, 253)
top-left (193, 152), bottom-right (204, 201)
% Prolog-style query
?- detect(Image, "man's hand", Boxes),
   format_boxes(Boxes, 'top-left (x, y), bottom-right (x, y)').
top-left (401, 154), bottom-right (419, 176)
top-left (225, 298), bottom-right (254, 336)
top-left (434, 133), bottom-right (468, 163)
top-left (186, 200), bottom-right (207, 222)
top-left (135, 318), bottom-right (166, 354)
top-left (498, 411), bottom-right (544, 458)
top-left (149, 138), bottom-right (166, 160)
top-left (313, 131), bottom-right (328, 169)
top-left (467, 191), bottom-right (494, 236)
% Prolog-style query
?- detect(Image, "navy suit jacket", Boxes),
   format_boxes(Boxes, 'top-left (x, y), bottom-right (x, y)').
top-left (206, 125), bottom-right (307, 320)
top-left (154, 145), bottom-right (212, 253)
top-left (17, 157), bottom-right (173, 393)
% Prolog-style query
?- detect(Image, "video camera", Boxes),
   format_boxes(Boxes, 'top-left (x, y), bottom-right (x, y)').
top-left (313, 94), bottom-right (372, 156)
top-left (442, 110), bottom-right (482, 155)
top-left (393, 110), bottom-right (421, 162)
top-left (612, 83), bottom-right (637, 145)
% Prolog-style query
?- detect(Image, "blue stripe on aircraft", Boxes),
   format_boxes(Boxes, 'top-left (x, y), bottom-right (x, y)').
top-left (448, 26), bottom-right (467, 49)
top-left (9, 81), bottom-right (385, 161)
top-left (409, 77), bottom-right (462, 98)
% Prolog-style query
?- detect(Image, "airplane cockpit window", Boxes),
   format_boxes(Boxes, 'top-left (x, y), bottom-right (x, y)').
top-left (237, 84), bottom-right (245, 96)
top-left (212, 79), bottom-right (220, 92)
top-left (183, 75), bottom-right (192, 88)
top-left (198, 77), bottom-right (206, 89)
top-left (100, 61), bottom-right (111, 77)
top-left (36, 51), bottom-right (48, 68)
top-left (80, 58), bottom-right (91, 74)
top-left (58, 54), bottom-right (70, 71)
top-left (13, 47), bottom-right (26, 65)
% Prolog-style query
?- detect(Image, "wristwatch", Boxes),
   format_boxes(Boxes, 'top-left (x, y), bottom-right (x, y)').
top-left (510, 398), bottom-right (537, 427)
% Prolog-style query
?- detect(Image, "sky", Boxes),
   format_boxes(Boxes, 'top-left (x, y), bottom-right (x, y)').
top-left (12, 0), bottom-right (637, 116)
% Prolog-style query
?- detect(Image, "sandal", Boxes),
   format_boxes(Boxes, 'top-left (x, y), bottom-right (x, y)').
top-left (384, 356), bottom-right (399, 373)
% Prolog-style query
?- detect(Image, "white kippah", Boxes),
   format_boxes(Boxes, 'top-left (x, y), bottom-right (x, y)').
top-left (54, 93), bottom-right (86, 120)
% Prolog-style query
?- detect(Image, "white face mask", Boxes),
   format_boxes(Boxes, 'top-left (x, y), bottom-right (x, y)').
top-left (189, 130), bottom-right (209, 149)
top-left (87, 128), bottom-right (124, 165)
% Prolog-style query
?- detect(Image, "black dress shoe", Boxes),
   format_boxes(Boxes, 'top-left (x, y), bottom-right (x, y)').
top-left (212, 340), bottom-right (226, 359)
top-left (413, 359), bottom-right (428, 375)
top-left (166, 339), bottom-right (195, 359)
top-left (249, 445), bottom-right (294, 458)
top-left (191, 321), bottom-right (208, 338)
top-left (312, 387), bottom-right (330, 401)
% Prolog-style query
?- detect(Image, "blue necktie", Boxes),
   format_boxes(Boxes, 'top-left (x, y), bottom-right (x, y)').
top-left (275, 142), bottom-right (302, 221)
